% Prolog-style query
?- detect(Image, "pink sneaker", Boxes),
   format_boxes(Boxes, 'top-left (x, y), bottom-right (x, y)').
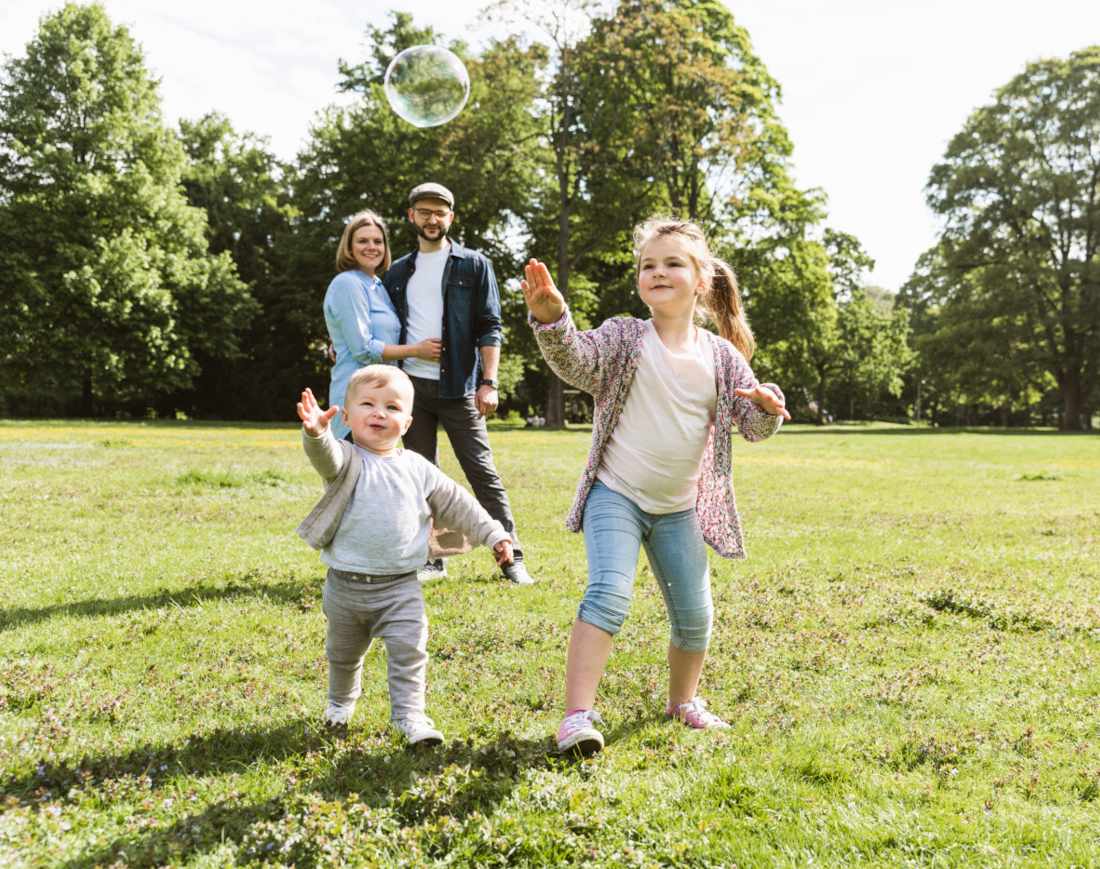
top-left (667, 697), bottom-right (730, 729)
top-left (557, 709), bottom-right (604, 755)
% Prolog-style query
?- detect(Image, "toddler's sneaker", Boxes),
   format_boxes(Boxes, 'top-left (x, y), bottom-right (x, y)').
top-left (394, 714), bottom-right (444, 747)
top-left (667, 697), bottom-right (730, 729)
top-left (557, 709), bottom-right (604, 755)
top-left (323, 701), bottom-right (355, 727)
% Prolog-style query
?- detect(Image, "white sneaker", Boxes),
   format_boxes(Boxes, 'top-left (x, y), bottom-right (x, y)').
top-left (557, 709), bottom-right (604, 755)
top-left (323, 701), bottom-right (355, 726)
top-left (394, 714), bottom-right (444, 746)
top-left (417, 560), bottom-right (447, 582)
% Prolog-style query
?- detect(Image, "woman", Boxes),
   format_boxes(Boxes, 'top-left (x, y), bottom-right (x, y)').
top-left (324, 210), bottom-right (440, 439)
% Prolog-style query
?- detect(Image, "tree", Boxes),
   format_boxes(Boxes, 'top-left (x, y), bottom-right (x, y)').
top-left (488, 0), bottom-right (800, 423)
top-left (792, 229), bottom-right (876, 423)
top-left (175, 114), bottom-right (304, 420)
top-left (482, 0), bottom-right (656, 425)
top-left (926, 46), bottom-right (1100, 430)
top-left (608, 0), bottom-right (790, 231)
top-left (0, 2), bottom-right (254, 417)
top-left (899, 246), bottom-right (1054, 427)
top-left (833, 290), bottom-right (913, 420)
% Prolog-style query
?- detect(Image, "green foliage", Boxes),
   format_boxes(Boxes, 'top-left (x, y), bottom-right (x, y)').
top-left (922, 46), bottom-right (1100, 430)
top-left (293, 14), bottom-right (545, 272)
top-left (0, 3), bottom-right (903, 424)
top-left (1, 420), bottom-right (1099, 866)
top-left (0, 3), bottom-right (255, 416)
top-left (174, 114), bottom-right (318, 420)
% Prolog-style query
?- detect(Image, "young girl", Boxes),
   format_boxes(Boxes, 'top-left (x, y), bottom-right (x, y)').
top-left (522, 217), bottom-right (789, 755)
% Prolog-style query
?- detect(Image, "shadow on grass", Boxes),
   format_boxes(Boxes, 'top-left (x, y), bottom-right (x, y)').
top-left (0, 575), bottom-right (317, 633)
top-left (41, 726), bottom-right (562, 869)
top-left (2, 719), bottom-right (331, 801)
top-left (779, 425), bottom-right (1095, 437)
top-left (1, 418), bottom-right (303, 432)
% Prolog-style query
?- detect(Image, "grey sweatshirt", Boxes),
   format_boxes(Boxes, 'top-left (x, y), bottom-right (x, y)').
top-left (298, 429), bottom-right (509, 575)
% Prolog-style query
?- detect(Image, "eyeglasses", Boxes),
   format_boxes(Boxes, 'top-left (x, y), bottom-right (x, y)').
top-left (415, 208), bottom-right (451, 220)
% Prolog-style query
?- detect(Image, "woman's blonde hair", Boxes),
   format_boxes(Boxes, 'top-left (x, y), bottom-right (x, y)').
top-left (336, 210), bottom-right (391, 274)
top-left (633, 216), bottom-right (755, 361)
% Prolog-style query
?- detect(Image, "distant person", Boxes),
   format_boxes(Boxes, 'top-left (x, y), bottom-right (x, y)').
top-left (323, 210), bottom-right (442, 440)
top-left (295, 366), bottom-right (513, 744)
top-left (521, 217), bottom-right (789, 756)
top-left (383, 183), bottom-right (533, 585)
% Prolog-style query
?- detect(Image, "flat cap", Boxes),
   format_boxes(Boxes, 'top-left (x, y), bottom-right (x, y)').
top-left (409, 182), bottom-right (454, 209)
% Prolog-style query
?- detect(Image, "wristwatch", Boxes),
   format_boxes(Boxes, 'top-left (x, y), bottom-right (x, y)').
top-left (479, 378), bottom-right (499, 389)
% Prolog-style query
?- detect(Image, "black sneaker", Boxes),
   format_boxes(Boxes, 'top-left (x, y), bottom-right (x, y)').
top-left (501, 551), bottom-right (535, 585)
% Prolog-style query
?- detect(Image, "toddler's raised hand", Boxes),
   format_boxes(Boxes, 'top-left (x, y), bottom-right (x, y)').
top-left (521, 259), bottom-right (566, 324)
top-left (297, 387), bottom-right (340, 437)
top-left (493, 539), bottom-right (514, 567)
top-left (733, 384), bottom-right (791, 420)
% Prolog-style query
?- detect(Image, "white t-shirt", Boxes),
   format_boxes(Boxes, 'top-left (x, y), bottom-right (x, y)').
top-left (403, 245), bottom-right (450, 380)
top-left (596, 321), bottom-right (718, 514)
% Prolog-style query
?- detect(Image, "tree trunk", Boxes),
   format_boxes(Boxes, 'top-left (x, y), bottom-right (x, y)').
top-left (545, 194), bottom-right (572, 429)
top-left (816, 367), bottom-right (827, 425)
top-left (1060, 375), bottom-right (1085, 431)
top-left (546, 375), bottom-right (565, 428)
top-left (81, 375), bottom-right (94, 417)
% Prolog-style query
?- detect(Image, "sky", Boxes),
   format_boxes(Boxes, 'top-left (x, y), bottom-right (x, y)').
top-left (3, 1), bottom-right (1099, 290)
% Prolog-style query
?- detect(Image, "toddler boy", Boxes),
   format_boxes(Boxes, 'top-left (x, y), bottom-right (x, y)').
top-left (296, 365), bottom-right (512, 745)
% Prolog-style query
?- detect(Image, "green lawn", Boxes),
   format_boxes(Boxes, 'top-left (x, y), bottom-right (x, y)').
top-left (1, 420), bottom-right (1098, 868)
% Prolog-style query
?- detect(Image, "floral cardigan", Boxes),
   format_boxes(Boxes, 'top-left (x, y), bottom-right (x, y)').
top-left (530, 310), bottom-right (783, 559)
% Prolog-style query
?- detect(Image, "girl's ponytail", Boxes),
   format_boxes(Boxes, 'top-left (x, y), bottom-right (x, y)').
top-left (700, 258), bottom-right (755, 361)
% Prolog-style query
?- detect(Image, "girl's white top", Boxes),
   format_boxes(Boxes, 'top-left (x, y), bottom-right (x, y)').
top-left (596, 320), bottom-right (717, 514)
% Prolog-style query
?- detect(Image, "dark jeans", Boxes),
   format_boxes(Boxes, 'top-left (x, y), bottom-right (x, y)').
top-left (403, 375), bottom-right (519, 546)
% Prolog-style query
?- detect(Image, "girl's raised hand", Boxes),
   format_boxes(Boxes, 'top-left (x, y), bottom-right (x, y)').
top-left (520, 259), bottom-right (566, 324)
top-left (297, 387), bottom-right (340, 437)
top-left (733, 384), bottom-right (791, 421)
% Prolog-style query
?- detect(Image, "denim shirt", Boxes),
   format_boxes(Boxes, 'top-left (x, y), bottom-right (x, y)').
top-left (324, 270), bottom-right (401, 439)
top-left (383, 241), bottom-right (504, 399)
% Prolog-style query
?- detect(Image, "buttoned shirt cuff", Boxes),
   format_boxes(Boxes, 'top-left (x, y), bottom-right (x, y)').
top-left (367, 338), bottom-right (386, 362)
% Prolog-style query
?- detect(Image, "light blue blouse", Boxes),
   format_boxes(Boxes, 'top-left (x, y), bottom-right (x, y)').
top-left (324, 270), bottom-right (401, 440)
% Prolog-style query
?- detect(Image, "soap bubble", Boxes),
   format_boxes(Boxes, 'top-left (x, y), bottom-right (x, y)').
top-left (383, 45), bottom-right (470, 128)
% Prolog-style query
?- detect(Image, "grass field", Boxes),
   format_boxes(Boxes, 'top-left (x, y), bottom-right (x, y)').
top-left (1, 419), bottom-right (1098, 868)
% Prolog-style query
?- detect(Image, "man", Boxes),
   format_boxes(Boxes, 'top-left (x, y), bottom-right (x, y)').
top-left (383, 182), bottom-right (534, 585)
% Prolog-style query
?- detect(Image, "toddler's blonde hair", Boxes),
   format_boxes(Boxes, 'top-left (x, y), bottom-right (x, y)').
top-left (345, 364), bottom-right (412, 404)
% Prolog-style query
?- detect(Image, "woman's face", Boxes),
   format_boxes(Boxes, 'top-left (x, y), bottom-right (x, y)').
top-left (351, 223), bottom-right (386, 275)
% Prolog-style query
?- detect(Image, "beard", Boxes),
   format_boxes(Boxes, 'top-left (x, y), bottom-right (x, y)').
top-left (415, 221), bottom-right (449, 243)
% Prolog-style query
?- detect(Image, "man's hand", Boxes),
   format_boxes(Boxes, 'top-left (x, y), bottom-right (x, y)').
top-left (476, 385), bottom-right (499, 419)
top-left (297, 387), bottom-right (340, 436)
top-left (493, 539), bottom-right (514, 566)
top-left (414, 338), bottom-right (442, 361)
top-left (733, 384), bottom-right (791, 420)
top-left (521, 259), bottom-right (566, 324)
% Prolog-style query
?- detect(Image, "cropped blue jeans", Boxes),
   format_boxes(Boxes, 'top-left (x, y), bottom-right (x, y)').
top-left (579, 480), bottom-right (713, 653)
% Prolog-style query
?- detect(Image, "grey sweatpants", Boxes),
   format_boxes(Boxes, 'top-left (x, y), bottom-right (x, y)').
top-left (322, 569), bottom-right (428, 721)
